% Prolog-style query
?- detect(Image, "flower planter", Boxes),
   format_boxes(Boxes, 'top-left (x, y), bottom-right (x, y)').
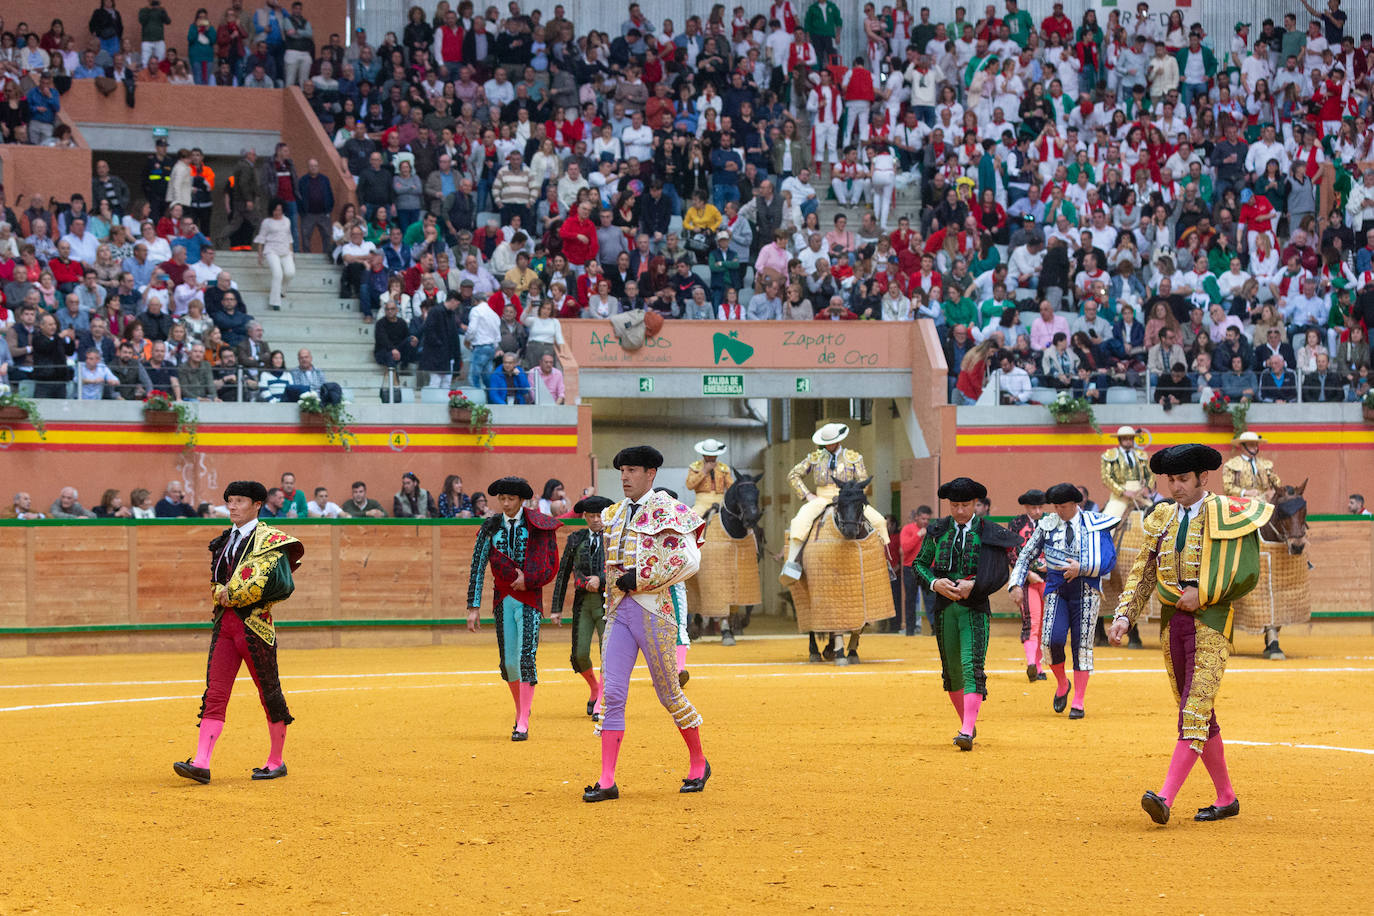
top-left (143, 410), bottom-right (178, 425)
top-left (1206, 412), bottom-right (1235, 428)
top-left (0, 406), bottom-right (28, 422)
top-left (300, 413), bottom-right (328, 426)
top-left (449, 407), bottom-right (472, 424)
top-left (1364, 406), bottom-right (1374, 423)
top-left (1052, 411), bottom-right (1090, 425)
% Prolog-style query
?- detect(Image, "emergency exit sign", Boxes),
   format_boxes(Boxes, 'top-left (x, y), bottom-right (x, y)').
top-left (795, 378), bottom-right (811, 393)
top-left (638, 377), bottom-right (654, 393)
top-left (703, 374), bottom-right (745, 396)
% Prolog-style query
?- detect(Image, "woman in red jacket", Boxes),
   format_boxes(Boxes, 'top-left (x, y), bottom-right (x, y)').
top-left (558, 200), bottom-right (599, 270)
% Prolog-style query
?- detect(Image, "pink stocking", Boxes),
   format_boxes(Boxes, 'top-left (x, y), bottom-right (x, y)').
top-left (1022, 638), bottom-right (1037, 667)
top-left (507, 680), bottom-right (520, 713)
top-left (1071, 670), bottom-right (1090, 710)
top-left (947, 690), bottom-right (964, 720)
top-left (960, 693), bottom-right (982, 735)
top-left (599, 729), bottom-right (624, 788)
top-left (1050, 663), bottom-right (1068, 694)
top-left (580, 669), bottom-right (601, 702)
top-left (1159, 739), bottom-right (1200, 805)
top-left (193, 719), bottom-right (224, 768)
top-left (516, 683), bottom-right (534, 732)
top-left (675, 644), bottom-right (688, 672)
top-left (1200, 736), bottom-right (1236, 806)
top-left (265, 720), bottom-right (287, 769)
top-left (679, 726), bottom-right (706, 778)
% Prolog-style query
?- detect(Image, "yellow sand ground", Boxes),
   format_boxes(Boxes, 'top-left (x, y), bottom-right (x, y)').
top-left (2, 628), bottom-right (1373, 914)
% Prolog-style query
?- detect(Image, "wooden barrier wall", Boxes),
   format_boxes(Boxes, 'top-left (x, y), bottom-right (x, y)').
top-left (0, 519), bottom-right (584, 657)
top-left (1, 518), bottom-right (1370, 657)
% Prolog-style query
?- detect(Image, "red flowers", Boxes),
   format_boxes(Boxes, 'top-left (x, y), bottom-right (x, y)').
top-left (240, 565), bottom-right (254, 581)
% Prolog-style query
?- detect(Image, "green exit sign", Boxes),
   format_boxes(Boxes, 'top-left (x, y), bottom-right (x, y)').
top-left (638, 377), bottom-right (654, 393)
top-left (703, 374), bottom-right (745, 396)
top-left (795, 378), bottom-right (811, 393)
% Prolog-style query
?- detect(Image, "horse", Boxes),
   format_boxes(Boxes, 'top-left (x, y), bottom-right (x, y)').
top-left (1250, 480), bottom-right (1310, 660)
top-left (689, 473), bottom-right (765, 645)
top-left (791, 478), bottom-right (890, 666)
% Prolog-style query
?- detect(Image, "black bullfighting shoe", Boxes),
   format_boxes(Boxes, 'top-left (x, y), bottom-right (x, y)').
top-left (1053, 687), bottom-right (1070, 714)
top-left (582, 783), bottom-right (619, 802)
top-left (1141, 790), bottom-right (1171, 825)
top-left (1026, 664), bottom-right (1038, 683)
top-left (173, 759), bottom-right (210, 784)
top-left (1194, 798), bottom-right (1240, 822)
top-left (953, 733), bottom-right (974, 751)
top-left (678, 669), bottom-right (690, 687)
top-left (1068, 707), bottom-right (1086, 720)
top-left (680, 759), bottom-right (712, 793)
top-left (511, 729), bottom-right (529, 742)
top-left (586, 700), bottom-right (596, 717)
top-left (251, 763), bottom-right (288, 780)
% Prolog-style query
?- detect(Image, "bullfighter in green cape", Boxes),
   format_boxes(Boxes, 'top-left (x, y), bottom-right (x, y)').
top-left (1109, 444), bottom-right (1272, 826)
top-left (912, 476), bottom-right (1020, 751)
top-left (551, 494), bottom-right (614, 721)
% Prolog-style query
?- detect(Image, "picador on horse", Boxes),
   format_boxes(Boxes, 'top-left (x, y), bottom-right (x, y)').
top-left (781, 423), bottom-right (893, 665)
top-left (685, 439), bottom-right (765, 646)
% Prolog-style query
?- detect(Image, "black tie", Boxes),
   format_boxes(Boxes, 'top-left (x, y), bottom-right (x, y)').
top-left (221, 529), bottom-right (241, 579)
top-left (1065, 520), bottom-right (1075, 549)
top-left (955, 524), bottom-right (967, 555)
top-left (619, 503), bottom-right (639, 555)
top-left (507, 517), bottom-right (517, 546)
top-left (1125, 451), bottom-right (1134, 470)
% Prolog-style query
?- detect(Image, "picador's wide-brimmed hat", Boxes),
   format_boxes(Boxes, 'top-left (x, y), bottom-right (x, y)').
top-left (1115, 425), bottom-right (1139, 438)
top-left (812, 423), bottom-right (850, 446)
top-left (488, 477), bottom-right (534, 499)
top-left (223, 480), bottom-right (268, 503)
top-left (694, 438), bottom-right (728, 456)
top-left (612, 445), bottom-right (664, 469)
top-left (1017, 489), bottom-right (1046, 506)
top-left (1232, 431), bottom-right (1265, 446)
top-left (938, 477), bottom-right (987, 502)
top-left (573, 495), bottom-right (613, 514)
top-left (1045, 482), bottom-right (1083, 504)
top-left (1149, 444), bottom-right (1223, 475)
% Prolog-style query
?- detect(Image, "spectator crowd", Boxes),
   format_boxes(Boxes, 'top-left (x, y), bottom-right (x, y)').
top-left (3, 471), bottom-right (582, 521)
top-left (3, 1), bottom-right (1374, 409)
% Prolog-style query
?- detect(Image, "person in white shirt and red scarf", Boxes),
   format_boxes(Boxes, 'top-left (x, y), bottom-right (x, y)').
top-left (174, 481), bottom-right (304, 785)
top-left (583, 446), bottom-right (710, 802)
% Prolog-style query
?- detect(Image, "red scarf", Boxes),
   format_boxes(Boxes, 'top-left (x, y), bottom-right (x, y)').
top-left (1304, 143), bottom-right (1322, 180)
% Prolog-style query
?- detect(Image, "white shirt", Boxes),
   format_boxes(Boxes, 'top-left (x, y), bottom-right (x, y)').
top-left (621, 124), bottom-right (653, 161)
top-left (308, 500), bottom-right (343, 518)
top-left (466, 301), bottom-right (502, 347)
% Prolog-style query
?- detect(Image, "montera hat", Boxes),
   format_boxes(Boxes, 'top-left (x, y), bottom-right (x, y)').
top-left (488, 476), bottom-right (535, 499)
top-left (223, 480), bottom-right (268, 504)
top-left (573, 495), bottom-right (614, 514)
top-left (1045, 482), bottom-right (1084, 504)
top-left (1017, 489), bottom-right (1046, 506)
top-left (812, 423), bottom-right (850, 446)
top-left (1149, 444), bottom-right (1223, 475)
top-left (694, 438), bottom-right (728, 456)
top-left (938, 477), bottom-right (987, 502)
top-left (612, 445), bottom-right (664, 469)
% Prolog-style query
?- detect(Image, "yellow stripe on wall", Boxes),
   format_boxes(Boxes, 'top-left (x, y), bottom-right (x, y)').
top-left (0, 429), bottom-right (579, 449)
top-left (956, 428), bottom-right (1374, 449)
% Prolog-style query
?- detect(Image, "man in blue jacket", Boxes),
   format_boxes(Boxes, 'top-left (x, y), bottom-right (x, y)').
top-left (487, 352), bottom-right (532, 404)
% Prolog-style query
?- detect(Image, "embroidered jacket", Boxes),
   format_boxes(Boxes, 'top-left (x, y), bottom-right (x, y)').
top-left (550, 527), bottom-right (606, 617)
top-left (1009, 509), bottom-right (1119, 596)
top-left (601, 489), bottom-right (705, 625)
top-left (1008, 513), bottom-right (1047, 578)
top-left (1115, 494), bottom-right (1272, 639)
top-left (787, 447), bottom-right (868, 500)
top-left (912, 515), bottom-right (1019, 605)
top-left (467, 509), bottom-right (561, 609)
top-left (1222, 454), bottom-right (1281, 496)
top-left (1100, 445), bottom-right (1154, 497)
top-left (207, 523), bottom-right (304, 647)
top-left (685, 459), bottom-right (735, 499)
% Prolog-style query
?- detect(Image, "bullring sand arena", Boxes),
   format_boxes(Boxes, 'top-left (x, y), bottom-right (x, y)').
top-left (3, 625), bottom-right (1373, 914)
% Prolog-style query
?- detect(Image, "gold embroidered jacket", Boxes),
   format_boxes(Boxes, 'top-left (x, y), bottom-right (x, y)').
top-left (1114, 494), bottom-right (1272, 640)
top-left (1100, 446), bottom-right (1153, 497)
top-left (685, 459), bottom-right (735, 498)
top-left (788, 447), bottom-right (868, 500)
top-left (208, 524), bottom-right (304, 647)
top-left (1222, 454), bottom-right (1281, 496)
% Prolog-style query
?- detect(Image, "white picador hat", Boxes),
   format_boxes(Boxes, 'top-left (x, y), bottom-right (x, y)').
top-left (694, 438), bottom-right (728, 456)
top-left (812, 423), bottom-right (850, 446)
top-left (1115, 426), bottom-right (1138, 438)
top-left (1233, 431), bottom-right (1265, 445)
